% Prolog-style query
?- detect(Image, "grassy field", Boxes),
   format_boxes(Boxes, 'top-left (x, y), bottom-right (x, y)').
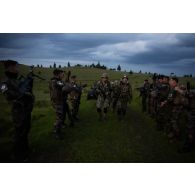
top-left (1, 64), bottom-right (195, 162)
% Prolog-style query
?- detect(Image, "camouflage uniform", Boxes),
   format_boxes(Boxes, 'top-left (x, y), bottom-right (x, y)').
top-left (148, 84), bottom-right (158, 117)
top-left (67, 81), bottom-right (81, 121)
top-left (140, 82), bottom-right (150, 112)
top-left (111, 80), bottom-right (120, 112)
top-left (166, 87), bottom-right (187, 140)
top-left (96, 79), bottom-right (112, 119)
top-left (49, 76), bottom-right (65, 137)
top-left (0, 71), bottom-right (34, 161)
top-left (156, 82), bottom-right (170, 130)
top-left (61, 82), bottom-right (73, 126)
top-left (116, 80), bottom-right (132, 119)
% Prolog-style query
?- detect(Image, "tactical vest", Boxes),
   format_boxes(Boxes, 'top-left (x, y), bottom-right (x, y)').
top-left (168, 88), bottom-right (187, 106)
top-left (49, 77), bottom-right (64, 104)
top-left (158, 83), bottom-right (170, 101)
top-left (97, 81), bottom-right (111, 97)
top-left (119, 82), bottom-right (131, 99)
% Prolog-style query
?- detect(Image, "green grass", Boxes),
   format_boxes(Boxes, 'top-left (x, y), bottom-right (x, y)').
top-left (1, 64), bottom-right (195, 162)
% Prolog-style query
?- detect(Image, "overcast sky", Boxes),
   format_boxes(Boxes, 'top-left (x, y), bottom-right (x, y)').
top-left (0, 33), bottom-right (195, 75)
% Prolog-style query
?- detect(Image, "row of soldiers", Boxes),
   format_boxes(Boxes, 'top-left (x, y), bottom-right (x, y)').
top-left (95, 73), bottom-right (132, 121)
top-left (139, 75), bottom-right (195, 153)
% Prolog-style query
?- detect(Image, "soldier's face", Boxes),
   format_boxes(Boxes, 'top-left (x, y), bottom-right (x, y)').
top-left (169, 79), bottom-right (177, 88)
top-left (163, 78), bottom-right (168, 83)
top-left (8, 64), bottom-right (19, 74)
top-left (102, 77), bottom-right (107, 82)
top-left (122, 78), bottom-right (128, 83)
top-left (59, 72), bottom-right (64, 79)
top-left (158, 79), bottom-right (163, 83)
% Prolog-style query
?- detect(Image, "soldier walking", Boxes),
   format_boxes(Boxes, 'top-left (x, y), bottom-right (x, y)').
top-left (96, 73), bottom-right (112, 121)
top-left (116, 75), bottom-right (132, 120)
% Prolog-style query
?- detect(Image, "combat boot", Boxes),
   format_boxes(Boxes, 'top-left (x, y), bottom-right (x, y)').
top-left (53, 129), bottom-right (64, 140)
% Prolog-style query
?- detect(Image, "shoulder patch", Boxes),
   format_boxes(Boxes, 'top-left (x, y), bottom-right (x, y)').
top-left (0, 83), bottom-right (8, 93)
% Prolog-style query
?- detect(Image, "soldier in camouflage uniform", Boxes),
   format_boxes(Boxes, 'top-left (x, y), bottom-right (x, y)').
top-left (96, 73), bottom-right (112, 120)
top-left (116, 75), bottom-right (132, 120)
top-left (161, 77), bottom-right (187, 142)
top-left (148, 78), bottom-right (158, 117)
top-left (156, 76), bottom-right (170, 131)
top-left (111, 80), bottom-right (120, 112)
top-left (67, 75), bottom-right (82, 121)
top-left (49, 69), bottom-right (65, 139)
top-left (0, 60), bottom-right (34, 161)
top-left (140, 79), bottom-right (150, 112)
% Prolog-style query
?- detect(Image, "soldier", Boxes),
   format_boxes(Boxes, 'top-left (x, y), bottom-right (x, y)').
top-left (49, 69), bottom-right (65, 139)
top-left (139, 79), bottom-right (150, 112)
top-left (116, 75), bottom-right (132, 120)
top-left (67, 75), bottom-right (82, 121)
top-left (148, 83), bottom-right (157, 117)
top-left (60, 71), bottom-right (74, 127)
top-left (111, 80), bottom-right (120, 112)
top-left (96, 73), bottom-right (112, 121)
top-left (156, 75), bottom-right (170, 131)
top-left (161, 77), bottom-right (187, 142)
top-left (0, 60), bottom-right (34, 161)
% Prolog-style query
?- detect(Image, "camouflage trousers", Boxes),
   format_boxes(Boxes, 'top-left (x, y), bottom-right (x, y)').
top-left (148, 97), bottom-right (157, 116)
top-left (11, 103), bottom-right (32, 161)
top-left (167, 105), bottom-right (183, 137)
top-left (116, 97), bottom-right (129, 117)
top-left (111, 97), bottom-right (118, 112)
top-left (67, 99), bottom-right (80, 119)
top-left (96, 95), bottom-right (110, 110)
top-left (63, 100), bottom-right (73, 124)
top-left (156, 102), bottom-right (170, 131)
top-left (52, 103), bottom-right (64, 133)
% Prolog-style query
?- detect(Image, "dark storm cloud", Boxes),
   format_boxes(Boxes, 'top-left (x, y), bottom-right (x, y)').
top-left (0, 33), bottom-right (195, 75)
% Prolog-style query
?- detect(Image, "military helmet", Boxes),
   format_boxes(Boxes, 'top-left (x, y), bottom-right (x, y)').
top-left (101, 73), bottom-right (108, 78)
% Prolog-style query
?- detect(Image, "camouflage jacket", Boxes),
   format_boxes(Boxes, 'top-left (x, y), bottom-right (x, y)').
top-left (67, 81), bottom-right (81, 101)
top-left (167, 86), bottom-right (187, 106)
top-left (140, 82), bottom-right (150, 97)
top-left (49, 77), bottom-right (64, 104)
top-left (118, 81), bottom-right (132, 101)
top-left (96, 80), bottom-right (112, 98)
top-left (156, 83), bottom-right (170, 102)
top-left (0, 71), bottom-right (34, 111)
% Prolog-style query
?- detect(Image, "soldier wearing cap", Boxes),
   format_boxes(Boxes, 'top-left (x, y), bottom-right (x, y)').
top-left (116, 75), bottom-right (132, 120)
top-left (95, 73), bottom-right (112, 120)
top-left (0, 60), bottom-right (34, 161)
